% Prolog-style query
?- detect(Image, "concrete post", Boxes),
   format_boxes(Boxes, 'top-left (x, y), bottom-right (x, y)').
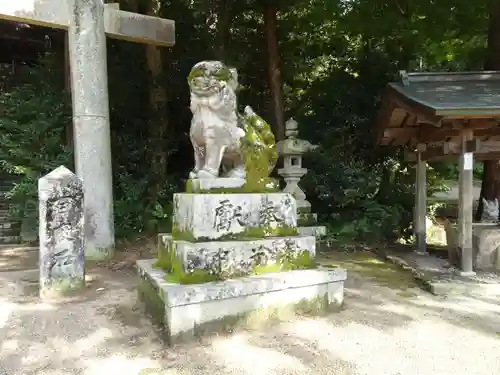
top-left (67, 0), bottom-right (114, 260)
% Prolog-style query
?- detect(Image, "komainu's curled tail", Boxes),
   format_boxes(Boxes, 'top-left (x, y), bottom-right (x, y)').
top-left (239, 106), bottom-right (278, 189)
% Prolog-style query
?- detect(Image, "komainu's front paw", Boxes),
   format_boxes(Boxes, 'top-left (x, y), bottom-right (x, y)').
top-left (226, 166), bottom-right (246, 179)
top-left (197, 169), bottom-right (218, 179)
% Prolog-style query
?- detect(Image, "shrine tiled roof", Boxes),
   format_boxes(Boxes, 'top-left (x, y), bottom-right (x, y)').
top-left (389, 71), bottom-right (500, 117)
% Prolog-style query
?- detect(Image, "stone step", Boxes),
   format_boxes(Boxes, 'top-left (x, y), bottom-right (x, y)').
top-left (0, 223), bottom-right (19, 231)
top-left (0, 181), bottom-right (17, 187)
top-left (0, 235), bottom-right (22, 245)
top-left (0, 244), bottom-right (37, 251)
top-left (0, 228), bottom-right (21, 237)
top-left (0, 219), bottom-right (21, 227)
top-left (173, 192), bottom-right (297, 241)
top-left (297, 225), bottom-right (326, 238)
top-left (0, 218), bottom-right (14, 226)
top-left (158, 233), bottom-right (316, 279)
top-left (0, 215), bottom-right (19, 222)
top-left (0, 201), bottom-right (13, 210)
top-left (137, 258), bottom-right (346, 344)
top-left (0, 223), bottom-right (21, 232)
top-left (0, 210), bottom-right (11, 218)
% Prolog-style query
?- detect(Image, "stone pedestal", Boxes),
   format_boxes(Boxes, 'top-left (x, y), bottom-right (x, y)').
top-left (297, 212), bottom-right (326, 239)
top-left (298, 225), bottom-right (327, 238)
top-left (38, 166), bottom-right (85, 299)
top-left (165, 191), bottom-right (315, 282)
top-left (173, 193), bottom-right (297, 240)
top-left (157, 233), bottom-right (316, 278)
top-left (138, 259), bottom-right (346, 344)
top-left (138, 186), bottom-right (345, 343)
top-left (186, 178), bottom-right (246, 192)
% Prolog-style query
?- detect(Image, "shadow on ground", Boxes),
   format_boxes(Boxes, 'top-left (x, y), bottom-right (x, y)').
top-left (0, 246), bottom-right (38, 272)
top-left (0, 249), bottom-right (499, 375)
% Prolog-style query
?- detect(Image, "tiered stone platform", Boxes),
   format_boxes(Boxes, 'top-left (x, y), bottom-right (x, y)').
top-left (137, 258), bottom-right (346, 343)
top-left (137, 179), bottom-right (346, 344)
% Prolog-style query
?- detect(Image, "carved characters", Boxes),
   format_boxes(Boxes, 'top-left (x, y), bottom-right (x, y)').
top-left (259, 196), bottom-right (284, 227)
top-left (38, 166), bottom-right (85, 297)
top-left (211, 196), bottom-right (295, 234)
top-left (213, 199), bottom-right (248, 232)
top-left (44, 194), bottom-right (84, 280)
top-left (259, 195), bottom-right (296, 227)
top-left (184, 239), bottom-right (303, 278)
top-left (279, 195), bottom-right (297, 227)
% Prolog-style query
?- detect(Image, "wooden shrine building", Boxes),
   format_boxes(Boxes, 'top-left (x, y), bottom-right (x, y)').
top-left (376, 71), bottom-right (500, 276)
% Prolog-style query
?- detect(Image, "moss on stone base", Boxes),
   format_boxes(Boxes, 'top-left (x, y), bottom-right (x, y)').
top-left (41, 278), bottom-right (85, 298)
top-left (165, 269), bottom-right (220, 285)
top-left (138, 276), bottom-right (167, 328)
top-left (154, 238), bottom-right (173, 270)
top-left (167, 293), bottom-right (337, 345)
top-left (84, 246), bottom-right (114, 262)
top-left (190, 294), bottom-right (333, 337)
top-left (171, 224), bottom-right (298, 242)
top-left (185, 178), bottom-right (280, 194)
top-left (153, 237), bottom-right (219, 284)
top-left (170, 226), bottom-right (196, 242)
top-left (154, 233), bottom-right (316, 284)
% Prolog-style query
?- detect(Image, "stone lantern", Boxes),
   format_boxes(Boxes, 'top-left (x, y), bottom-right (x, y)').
top-left (277, 118), bottom-right (326, 237)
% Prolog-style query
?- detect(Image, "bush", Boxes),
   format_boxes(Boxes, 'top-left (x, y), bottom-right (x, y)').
top-left (0, 55), bottom-right (181, 240)
top-left (0, 55), bottom-right (72, 234)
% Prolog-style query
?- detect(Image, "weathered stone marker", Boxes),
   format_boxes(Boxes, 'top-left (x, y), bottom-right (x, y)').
top-left (0, 1), bottom-right (175, 260)
top-left (39, 166), bottom-right (85, 299)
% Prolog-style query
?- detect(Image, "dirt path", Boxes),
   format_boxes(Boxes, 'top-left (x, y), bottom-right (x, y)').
top-left (1, 251), bottom-right (500, 375)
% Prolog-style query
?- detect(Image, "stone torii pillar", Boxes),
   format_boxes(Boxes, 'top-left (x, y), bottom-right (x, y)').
top-left (0, 1), bottom-right (175, 260)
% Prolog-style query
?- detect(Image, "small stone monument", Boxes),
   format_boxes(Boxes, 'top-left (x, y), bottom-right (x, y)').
top-left (276, 118), bottom-right (326, 238)
top-left (39, 166), bottom-right (85, 299)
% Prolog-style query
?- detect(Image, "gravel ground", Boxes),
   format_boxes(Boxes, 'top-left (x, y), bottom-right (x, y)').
top-left (1, 265), bottom-right (500, 375)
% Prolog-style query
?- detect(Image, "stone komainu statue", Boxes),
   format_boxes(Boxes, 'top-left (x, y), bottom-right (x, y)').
top-left (480, 198), bottom-right (499, 223)
top-left (188, 61), bottom-right (277, 184)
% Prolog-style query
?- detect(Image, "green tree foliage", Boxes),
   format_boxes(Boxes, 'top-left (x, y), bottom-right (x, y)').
top-left (0, 0), bottom-right (493, 242)
top-left (0, 55), bottom-right (72, 226)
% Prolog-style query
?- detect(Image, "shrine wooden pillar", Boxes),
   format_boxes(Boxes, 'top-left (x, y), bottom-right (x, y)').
top-left (457, 129), bottom-right (476, 276)
top-left (414, 143), bottom-right (428, 254)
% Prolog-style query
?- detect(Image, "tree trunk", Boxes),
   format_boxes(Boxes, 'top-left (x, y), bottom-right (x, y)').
top-left (145, 0), bottom-right (169, 202)
top-left (476, 0), bottom-right (500, 221)
top-left (215, 0), bottom-right (230, 62)
top-left (263, 2), bottom-right (285, 141)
